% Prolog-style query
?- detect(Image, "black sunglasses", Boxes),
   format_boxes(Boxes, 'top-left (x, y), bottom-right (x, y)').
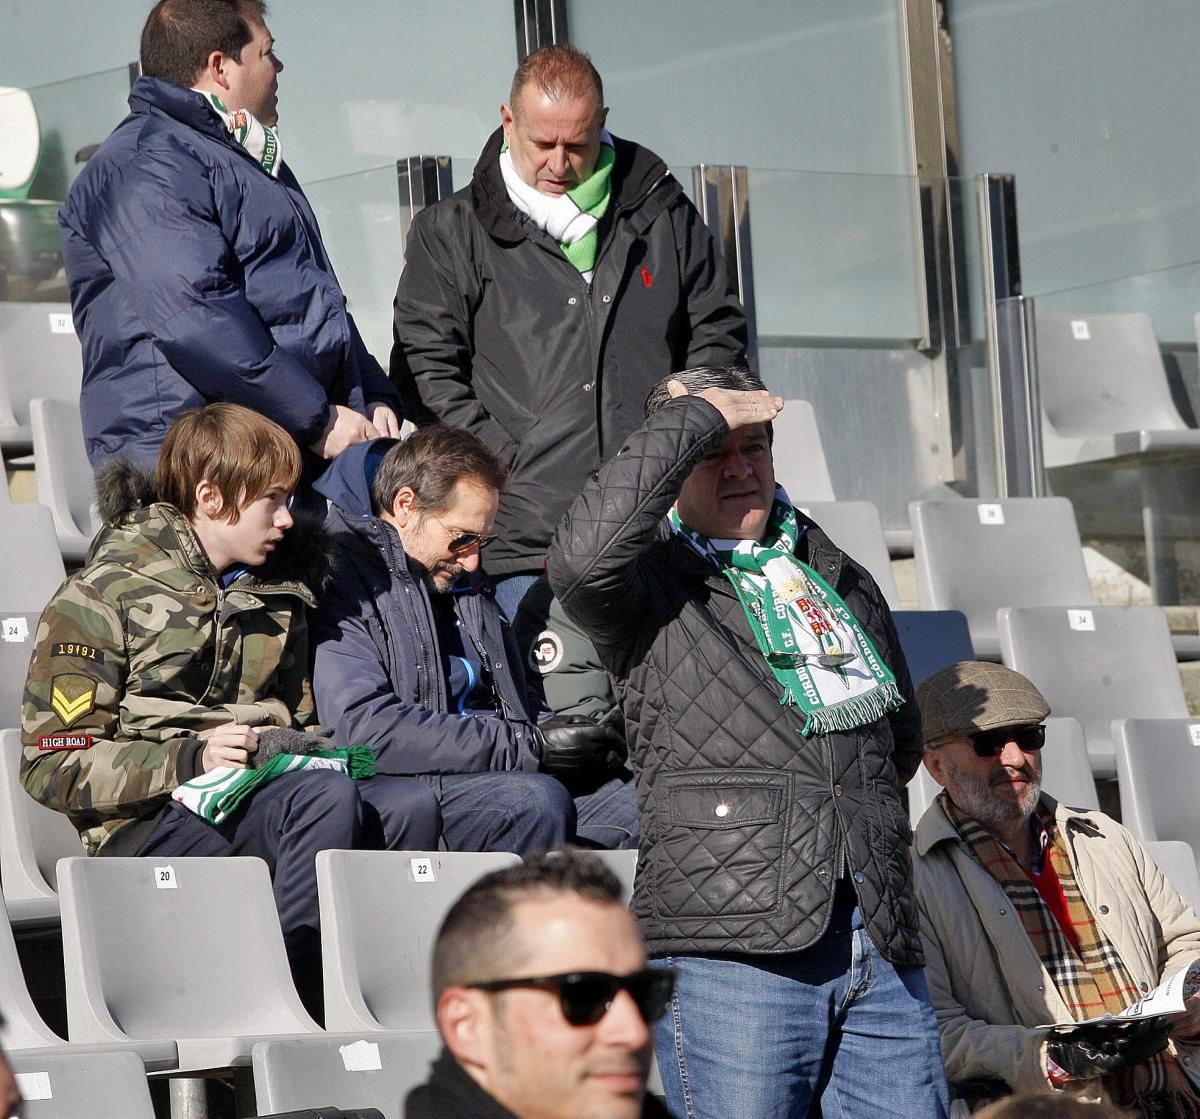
top-left (431, 514), bottom-right (497, 555)
top-left (467, 968), bottom-right (675, 1026)
top-left (968, 723), bottom-right (1046, 758)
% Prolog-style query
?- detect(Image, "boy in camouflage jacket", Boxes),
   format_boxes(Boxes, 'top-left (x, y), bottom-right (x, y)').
top-left (20, 403), bottom-right (439, 1015)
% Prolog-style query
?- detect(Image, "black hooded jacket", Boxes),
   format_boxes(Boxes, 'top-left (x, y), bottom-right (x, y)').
top-left (391, 128), bottom-right (747, 576)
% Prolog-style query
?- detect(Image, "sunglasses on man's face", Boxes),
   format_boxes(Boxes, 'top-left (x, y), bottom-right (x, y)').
top-left (967, 723), bottom-right (1046, 758)
top-left (467, 968), bottom-right (676, 1027)
top-left (430, 514), bottom-right (497, 555)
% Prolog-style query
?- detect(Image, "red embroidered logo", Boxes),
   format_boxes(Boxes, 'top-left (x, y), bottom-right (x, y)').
top-left (641, 267), bottom-right (654, 288)
top-left (39, 734), bottom-right (93, 751)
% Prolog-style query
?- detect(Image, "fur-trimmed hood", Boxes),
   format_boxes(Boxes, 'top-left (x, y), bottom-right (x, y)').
top-left (93, 459), bottom-right (334, 595)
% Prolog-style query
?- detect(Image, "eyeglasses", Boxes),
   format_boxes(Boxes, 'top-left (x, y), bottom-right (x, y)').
top-left (467, 968), bottom-right (676, 1026)
top-left (966, 723), bottom-right (1046, 758)
top-left (431, 514), bottom-right (497, 555)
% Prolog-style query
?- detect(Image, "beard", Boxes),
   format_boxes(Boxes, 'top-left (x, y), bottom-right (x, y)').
top-left (942, 755), bottom-right (1042, 827)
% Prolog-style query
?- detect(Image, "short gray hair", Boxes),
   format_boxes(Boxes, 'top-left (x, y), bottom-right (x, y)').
top-left (643, 366), bottom-right (768, 419)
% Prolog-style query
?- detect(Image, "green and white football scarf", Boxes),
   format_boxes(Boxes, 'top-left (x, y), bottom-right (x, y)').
top-left (171, 746), bottom-right (375, 825)
top-left (669, 487), bottom-right (902, 736)
top-left (194, 90), bottom-right (282, 177)
top-left (499, 131), bottom-right (615, 280)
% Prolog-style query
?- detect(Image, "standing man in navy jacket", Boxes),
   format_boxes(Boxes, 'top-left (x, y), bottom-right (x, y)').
top-left (60, 0), bottom-right (400, 473)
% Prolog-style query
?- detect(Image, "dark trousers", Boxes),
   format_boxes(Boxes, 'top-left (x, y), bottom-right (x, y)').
top-left (139, 771), bottom-right (440, 1019)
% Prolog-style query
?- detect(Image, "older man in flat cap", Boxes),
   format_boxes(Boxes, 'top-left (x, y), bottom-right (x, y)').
top-left (912, 660), bottom-right (1200, 1114)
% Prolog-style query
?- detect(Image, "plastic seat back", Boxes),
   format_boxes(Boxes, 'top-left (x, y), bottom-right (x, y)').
top-left (1146, 840), bottom-right (1200, 913)
top-left (911, 497), bottom-right (1093, 656)
top-left (31, 397), bottom-right (101, 563)
top-left (1040, 717), bottom-right (1098, 811)
top-left (999, 606), bottom-right (1188, 779)
top-left (58, 856), bottom-right (318, 1059)
top-left (0, 304), bottom-right (82, 447)
top-left (317, 850), bottom-right (520, 1033)
top-left (252, 1033), bottom-right (442, 1119)
top-left (0, 503), bottom-right (66, 613)
top-left (1113, 718), bottom-right (1200, 863)
top-left (796, 500), bottom-right (900, 609)
top-left (771, 400), bottom-right (835, 501)
top-left (8, 1048), bottom-right (155, 1119)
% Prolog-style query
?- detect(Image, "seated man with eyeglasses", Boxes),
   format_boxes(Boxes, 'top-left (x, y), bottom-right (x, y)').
top-left (913, 660), bottom-right (1200, 1114)
top-left (407, 849), bottom-right (675, 1119)
top-left (311, 424), bottom-right (637, 853)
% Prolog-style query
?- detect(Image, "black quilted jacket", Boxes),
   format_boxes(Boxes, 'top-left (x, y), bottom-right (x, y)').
top-left (547, 395), bottom-right (924, 964)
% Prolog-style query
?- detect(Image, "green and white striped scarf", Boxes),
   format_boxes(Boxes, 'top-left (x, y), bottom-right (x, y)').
top-left (669, 488), bottom-right (902, 736)
top-left (194, 90), bottom-right (282, 177)
top-left (499, 132), bottom-right (615, 278)
top-left (171, 747), bottom-right (374, 825)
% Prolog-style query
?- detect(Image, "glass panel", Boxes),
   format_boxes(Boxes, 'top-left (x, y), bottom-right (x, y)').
top-left (0, 69), bottom-right (131, 301)
top-left (304, 164), bottom-right (407, 365)
top-left (568, 0), bottom-right (913, 175)
top-left (949, 0), bottom-right (1200, 340)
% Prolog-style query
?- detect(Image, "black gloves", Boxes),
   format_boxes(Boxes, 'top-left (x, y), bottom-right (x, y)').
top-left (1046, 1017), bottom-right (1172, 1080)
top-left (535, 711), bottom-right (626, 782)
top-left (252, 726), bottom-right (334, 768)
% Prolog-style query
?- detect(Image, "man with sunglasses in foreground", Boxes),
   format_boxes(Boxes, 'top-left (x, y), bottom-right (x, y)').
top-left (311, 425), bottom-right (637, 853)
top-left (407, 849), bottom-right (675, 1119)
top-left (913, 660), bottom-right (1200, 1114)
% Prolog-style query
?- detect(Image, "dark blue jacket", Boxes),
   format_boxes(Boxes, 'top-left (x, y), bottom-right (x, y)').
top-left (61, 78), bottom-right (398, 469)
top-left (310, 441), bottom-right (542, 774)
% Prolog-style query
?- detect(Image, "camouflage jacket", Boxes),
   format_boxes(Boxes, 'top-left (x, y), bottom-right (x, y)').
top-left (21, 468), bottom-right (328, 855)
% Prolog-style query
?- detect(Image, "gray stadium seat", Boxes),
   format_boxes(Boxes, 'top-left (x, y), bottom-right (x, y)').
top-left (1146, 841), bottom-right (1200, 914)
top-left (770, 399), bottom-right (835, 502)
top-left (251, 1033), bottom-right (442, 1119)
top-left (0, 610), bottom-right (38, 728)
top-left (317, 850), bottom-right (520, 1033)
top-left (8, 1047), bottom-right (155, 1119)
top-left (1035, 310), bottom-right (1200, 603)
top-left (795, 500), bottom-right (901, 609)
top-left (0, 728), bottom-right (82, 926)
top-left (999, 605), bottom-right (1188, 779)
top-left (1112, 718), bottom-right (1200, 866)
top-left (891, 610), bottom-right (974, 686)
top-left (588, 848), bottom-right (638, 906)
top-left (30, 397), bottom-right (101, 564)
top-left (0, 503), bottom-right (66, 613)
top-left (0, 303), bottom-right (83, 450)
top-left (911, 497), bottom-right (1093, 657)
top-left (58, 856), bottom-right (321, 1072)
top-left (906, 717), bottom-right (1093, 827)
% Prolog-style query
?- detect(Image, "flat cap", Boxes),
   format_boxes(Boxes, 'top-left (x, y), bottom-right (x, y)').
top-left (917, 660), bottom-right (1050, 745)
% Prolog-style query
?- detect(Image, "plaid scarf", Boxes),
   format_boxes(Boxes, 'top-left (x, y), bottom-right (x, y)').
top-left (944, 793), bottom-right (1200, 1116)
top-left (669, 488), bottom-right (901, 735)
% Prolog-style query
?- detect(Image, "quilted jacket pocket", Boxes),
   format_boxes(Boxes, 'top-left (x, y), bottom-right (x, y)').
top-left (653, 770), bottom-right (789, 919)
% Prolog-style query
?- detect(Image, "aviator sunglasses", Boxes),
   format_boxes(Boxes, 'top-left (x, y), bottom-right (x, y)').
top-left (431, 513), bottom-right (497, 555)
top-left (467, 968), bottom-right (676, 1026)
top-left (967, 723), bottom-right (1046, 758)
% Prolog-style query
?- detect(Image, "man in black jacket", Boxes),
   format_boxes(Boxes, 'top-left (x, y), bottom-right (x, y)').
top-left (406, 850), bottom-right (676, 1119)
top-left (547, 368), bottom-right (949, 1118)
top-left (391, 44), bottom-right (746, 621)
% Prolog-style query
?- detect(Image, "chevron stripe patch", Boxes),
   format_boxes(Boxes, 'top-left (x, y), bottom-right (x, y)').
top-left (50, 674), bottom-right (96, 727)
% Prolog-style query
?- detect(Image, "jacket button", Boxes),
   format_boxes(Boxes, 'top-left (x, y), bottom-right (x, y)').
top-left (602, 294), bottom-right (612, 303)
top-left (817, 867), bottom-right (829, 878)
top-left (1037, 984), bottom-right (1044, 991)
top-left (1098, 904), bottom-right (1110, 914)
top-left (583, 382), bottom-right (594, 392)
top-left (853, 871), bottom-right (864, 883)
top-left (714, 804), bottom-right (730, 818)
top-left (999, 908), bottom-right (1007, 915)
top-left (1140, 981), bottom-right (1150, 992)
top-left (833, 784), bottom-right (843, 797)
top-left (568, 296), bottom-right (578, 305)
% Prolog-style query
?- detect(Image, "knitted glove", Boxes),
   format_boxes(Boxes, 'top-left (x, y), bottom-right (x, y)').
top-left (535, 713), bottom-right (626, 781)
top-left (251, 726), bottom-right (335, 768)
top-left (1046, 1017), bottom-right (1172, 1080)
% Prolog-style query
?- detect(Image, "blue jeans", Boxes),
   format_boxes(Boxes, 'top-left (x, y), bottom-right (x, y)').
top-left (652, 889), bottom-right (949, 1119)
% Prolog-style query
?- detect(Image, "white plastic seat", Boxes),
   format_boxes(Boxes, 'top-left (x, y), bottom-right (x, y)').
top-left (317, 850), bottom-right (520, 1033)
top-left (0, 87), bottom-right (40, 198)
top-left (31, 397), bottom-right (101, 563)
top-left (0, 502), bottom-right (67, 613)
top-left (588, 848), bottom-right (638, 906)
top-left (1146, 841), bottom-right (1200, 913)
top-left (0, 728), bottom-right (82, 926)
top-left (770, 399), bottom-right (835, 502)
top-left (8, 1048), bottom-right (156, 1119)
top-left (0, 304), bottom-right (82, 449)
top-left (58, 856), bottom-right (321, 1073)
top-left (911, 497), bottom-right (1093, 657)
top-left (998, 605), bottom-right (1187, 779)
top-left (1112, 718), bottom-right (1200, 866)
top-left (795, 500), bottom-right (900, 609)
top-left (252, 1033), bottom-right (442, 1119)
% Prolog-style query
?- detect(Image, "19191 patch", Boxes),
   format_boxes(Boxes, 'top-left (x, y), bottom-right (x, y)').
top-left (50, 673), bottom-right (97, 727)
top-left (529, 629), bottom-right (565, 675)
top-left (52, 641), bottom-right (102, 662)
